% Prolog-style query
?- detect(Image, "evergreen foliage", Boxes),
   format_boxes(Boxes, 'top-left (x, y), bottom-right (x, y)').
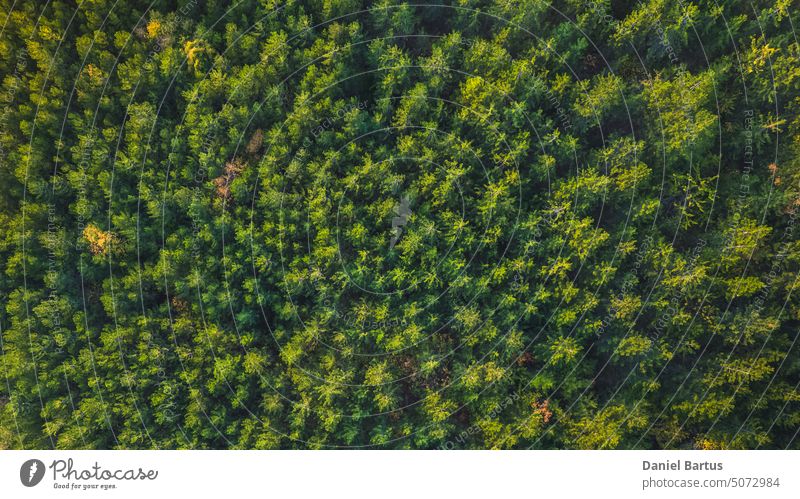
top-left (0, 0), bottom-right (799, 449)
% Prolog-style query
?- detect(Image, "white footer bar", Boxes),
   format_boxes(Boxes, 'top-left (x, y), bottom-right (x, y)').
top-left (2, 450), bottom-right (797, 498)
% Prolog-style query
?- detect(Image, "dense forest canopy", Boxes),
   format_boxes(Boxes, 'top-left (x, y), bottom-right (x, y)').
top-left (0, 0), bottom-right (799, 449)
